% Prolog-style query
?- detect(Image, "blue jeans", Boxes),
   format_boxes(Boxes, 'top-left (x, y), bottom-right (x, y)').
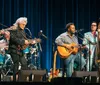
top-left (64, 52), bottom-right (86, 77)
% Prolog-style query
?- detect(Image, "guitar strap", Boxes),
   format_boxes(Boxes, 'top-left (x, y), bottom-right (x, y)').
top-left (20, 30), bottom-right (28, 40)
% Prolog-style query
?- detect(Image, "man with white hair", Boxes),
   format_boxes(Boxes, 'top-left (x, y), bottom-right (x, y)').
top-left (7, 17), bottom-right (36, 81)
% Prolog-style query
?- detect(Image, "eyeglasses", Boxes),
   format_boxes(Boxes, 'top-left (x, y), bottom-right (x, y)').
top-left (91, 25), bottom-right (97, 26)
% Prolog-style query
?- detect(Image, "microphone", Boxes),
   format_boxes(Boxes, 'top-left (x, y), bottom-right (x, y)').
top-left (39, 30), bottom-right (48, 39)
top-left (25, 28), bottom-right (32, 38)
top-left (75, 29), bottom-right (84, 33)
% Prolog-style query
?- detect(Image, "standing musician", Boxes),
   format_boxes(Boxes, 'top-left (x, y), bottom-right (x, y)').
top-left (82, 21), bottom-right (98, 71)
top-left (96, 22), bottom-right (100, 71)
top-left (6, 17), bottom-right (39, 81)
top-left (55, 22), bottom-right (86, 77)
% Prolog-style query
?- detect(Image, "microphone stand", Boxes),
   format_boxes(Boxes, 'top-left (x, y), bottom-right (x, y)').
top-left (75, 32), bottom-right (83, 71)
top-left (38, 30), bottom-right (48, 52)
top-left (88, 41), bottom-right (91, 71)
top-left (52, 41), bottom-right (55, 78)
top-left (77, 32), bottom-right (91, 71)
top-left (38, 31), bottom-right (48, 69)
top-left (37, 36), bottom-right (42, 70)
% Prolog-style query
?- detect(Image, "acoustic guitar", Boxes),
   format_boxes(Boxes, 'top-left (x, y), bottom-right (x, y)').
top-left (21, 38), bottom-right (41, 50)
top-left (57, 43), bottom-right (79, 59)
top-left (48, 51), bottom-right (60, 82)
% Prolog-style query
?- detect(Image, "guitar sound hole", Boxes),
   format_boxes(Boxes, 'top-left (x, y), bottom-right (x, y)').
top-left (71, 46), bottom-right (74, 49)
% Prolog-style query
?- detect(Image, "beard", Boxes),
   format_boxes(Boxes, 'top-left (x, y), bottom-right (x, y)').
top-left (70, 31), bottom-right (75, 34)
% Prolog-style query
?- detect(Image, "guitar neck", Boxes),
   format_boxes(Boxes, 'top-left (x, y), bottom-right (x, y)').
top-left (28, 39), bottom-right (37, 44)
top-left (53, 51), bottom-right (57, 73)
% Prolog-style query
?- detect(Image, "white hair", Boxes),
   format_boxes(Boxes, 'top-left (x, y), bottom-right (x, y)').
top-left (13, 17), bottom-right (27, 26)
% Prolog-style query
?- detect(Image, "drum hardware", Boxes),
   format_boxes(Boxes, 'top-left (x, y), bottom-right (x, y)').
top-left (0, 65), bottom-right (13, 81)
top-left (28, 64), bottom-right (37, 70)
top-left (23, 43), bottom-right (41, 70)
top-left (27, 53), bottom-right (37, 70)
top-left (32, 43), bottom-right (40, 69)
top-left (26, 44), bottom-right (38, 69)
top-left (18, 63), bottom-right (21, 70)
top-left (4, 54), bottom-right (13, 65)
top-left (30, 46), bottom-right (37, 54)
top-left (0, 53), bottom-right (14, 81)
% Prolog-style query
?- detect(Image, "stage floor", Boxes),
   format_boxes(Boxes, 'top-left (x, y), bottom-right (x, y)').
top-left (0, 81), bottom-right (100, 85)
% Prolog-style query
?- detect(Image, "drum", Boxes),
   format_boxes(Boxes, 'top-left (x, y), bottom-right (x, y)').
top-left (0, 54), bottom-right (5, 65)
top-left (23, 47), bottom-right (30, 54)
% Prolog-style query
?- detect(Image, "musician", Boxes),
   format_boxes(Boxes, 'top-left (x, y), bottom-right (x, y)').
top-left (7, 17), bottom-right (36, 81)
top-left (0, 29), bottom-right (11, 58)
top-left (55, 23), bottom-right (86, 77)
top-left (0, 24), bottom-right (17, 49)
top-left (82, 21), bottom-right (98, 71)
top-left (97, 22), bottom-right (100, 57)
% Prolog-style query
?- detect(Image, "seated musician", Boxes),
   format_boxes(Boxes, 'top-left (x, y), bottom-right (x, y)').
top-left (55, 22), bottom-right (86, 77)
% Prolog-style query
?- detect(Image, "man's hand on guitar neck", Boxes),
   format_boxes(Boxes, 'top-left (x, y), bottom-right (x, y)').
top-left (25, 38), bottom-right (41, 45)
top-left (25, 39), bottom-right (36, 45)
top-left (22, 38), bottom-right (41, 50)
top-left (31, 40), bottom-right (37, 44)
top-left (25, 40), bottom-right (30, 45)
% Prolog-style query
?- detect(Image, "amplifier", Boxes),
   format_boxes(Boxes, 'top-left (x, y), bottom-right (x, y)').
top-left (18, 69), bottom-right (46, 82)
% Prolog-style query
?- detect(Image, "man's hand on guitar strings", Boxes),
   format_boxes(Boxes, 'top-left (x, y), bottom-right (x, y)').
top-left (65, 44), bottom-right (72, 50)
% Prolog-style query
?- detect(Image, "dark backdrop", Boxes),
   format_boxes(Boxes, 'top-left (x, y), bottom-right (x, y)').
top-left (0, 0), bottom-right (100, 72)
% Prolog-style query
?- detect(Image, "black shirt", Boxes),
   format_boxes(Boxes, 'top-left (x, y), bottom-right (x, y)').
top-left (8, 27), bottom-right (26, 54)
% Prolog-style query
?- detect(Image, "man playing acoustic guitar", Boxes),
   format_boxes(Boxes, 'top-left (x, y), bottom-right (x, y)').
top-left (55, 22), bottom-right (86, 77)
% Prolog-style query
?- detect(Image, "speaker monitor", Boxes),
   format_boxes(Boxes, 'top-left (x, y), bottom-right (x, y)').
top-left (2, 76), bottom-right (12, 81)
top-left (72, 71), bottom-right (99, 77)
top-left (18, 69), bottom-right (46, 82)
top-left (72, 71), bottom-right (99, 83)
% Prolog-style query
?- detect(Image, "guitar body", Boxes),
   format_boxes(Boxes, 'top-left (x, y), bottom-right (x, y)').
top-left (21, 44), bottom-right (28, 50)
top-left (57, 43), bottom-right (78, 59)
